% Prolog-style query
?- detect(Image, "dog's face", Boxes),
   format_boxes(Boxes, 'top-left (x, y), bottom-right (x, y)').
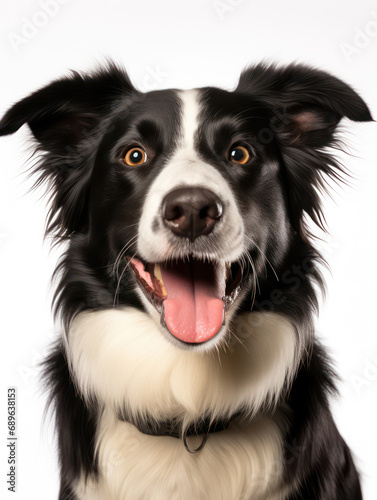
top-left (0, 63), bottom-right (371, 350)
top-left (90, 87), bottom-right (290, 349)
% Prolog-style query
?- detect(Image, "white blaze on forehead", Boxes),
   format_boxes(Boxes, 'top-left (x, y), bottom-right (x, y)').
top-left (179, 89), bottom-right (199, 149)
top-left (137, 88), bottom-right (245, 263)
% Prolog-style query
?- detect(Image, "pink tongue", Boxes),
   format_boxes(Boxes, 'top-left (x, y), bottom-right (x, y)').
top-left (161, 260), bottom-right (225, 343)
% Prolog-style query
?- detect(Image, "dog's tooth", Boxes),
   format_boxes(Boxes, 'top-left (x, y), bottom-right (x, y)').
top-left (154, 264), bottom-right (167, 296)
top-left (154, 264), bottom-right (163, 281)
top-left (226, 262), bottom-right (232, 282)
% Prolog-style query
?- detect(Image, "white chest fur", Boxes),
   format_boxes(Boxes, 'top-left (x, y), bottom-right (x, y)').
top-left (75, 408), bottom-right (292, 500)
top-left (66, 308), bottom-right (300, 499)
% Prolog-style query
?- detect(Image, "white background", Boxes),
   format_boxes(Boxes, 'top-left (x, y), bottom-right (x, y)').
top-left (0, 0), bottom-right (376, 498)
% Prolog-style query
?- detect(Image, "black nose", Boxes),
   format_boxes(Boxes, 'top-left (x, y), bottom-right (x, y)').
top-left (161, 187), bottom-right (223, 242)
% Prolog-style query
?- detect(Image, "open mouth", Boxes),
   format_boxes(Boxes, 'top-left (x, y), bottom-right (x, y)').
top-left (128, 256), bottom-right (250, 345)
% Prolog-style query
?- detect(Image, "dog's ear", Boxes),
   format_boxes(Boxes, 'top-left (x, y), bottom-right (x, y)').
top-left (236, 63), bottom-right (372, 147)
top-left (236, 64), bottom-right (373, 234)
top-left (0, 63), bottom-right (137, 237)
top-left (0, 63), bottom-right (136, 150)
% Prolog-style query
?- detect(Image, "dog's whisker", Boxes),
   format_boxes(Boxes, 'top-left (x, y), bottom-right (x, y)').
top-left (113, 250), bottom-right (138, 307)
top-left (243, 249), bottom-right (259, 310)
top-left (228, 325), bottom-right (248, 353)
top-left (113, 234), bottom-right (139, 279)
top-left (244, 234), bottom-right (279, 282)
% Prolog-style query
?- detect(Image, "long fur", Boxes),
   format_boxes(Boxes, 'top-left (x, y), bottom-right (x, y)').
top-left (0, 61), bottom-right (372, 499)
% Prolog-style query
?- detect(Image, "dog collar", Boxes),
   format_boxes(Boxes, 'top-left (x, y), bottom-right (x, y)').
top-left (118, 413), bottom-right (240, 454)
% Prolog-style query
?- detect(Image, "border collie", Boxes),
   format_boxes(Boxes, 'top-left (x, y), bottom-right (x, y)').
top-left (0, 63), bottom-right (372, 499)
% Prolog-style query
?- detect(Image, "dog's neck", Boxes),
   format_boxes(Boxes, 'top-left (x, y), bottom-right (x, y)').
top-left (65, 307), bottom-right (302, 427)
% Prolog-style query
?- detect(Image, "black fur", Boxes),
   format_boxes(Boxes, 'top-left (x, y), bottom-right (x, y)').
top-left (43, 343), bottom-right (98, 499)
top-left (0, 62), bottom-right (372, 498)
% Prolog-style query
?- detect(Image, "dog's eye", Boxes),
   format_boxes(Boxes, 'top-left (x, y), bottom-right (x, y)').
top-left (123, 147), bottom-right (148, 166)
top-left (228, 145), bottom-right (253, 165)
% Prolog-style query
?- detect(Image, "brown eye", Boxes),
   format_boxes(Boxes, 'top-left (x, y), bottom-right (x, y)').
top-left (229, 145), bottom-right (252, 165)
top-left (123, 147), bottom-right (147, 166)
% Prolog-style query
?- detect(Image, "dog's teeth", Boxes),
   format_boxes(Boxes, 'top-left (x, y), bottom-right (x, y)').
top-left (154, 263), bottom-right (163, 281)
top-left (226, 262), bottom-right (232, 282)
top-left (154, 264), bottom-right (167, 296)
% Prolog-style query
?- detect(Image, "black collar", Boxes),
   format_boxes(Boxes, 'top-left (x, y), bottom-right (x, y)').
top-left (118, 412), bottom-right (240, 453)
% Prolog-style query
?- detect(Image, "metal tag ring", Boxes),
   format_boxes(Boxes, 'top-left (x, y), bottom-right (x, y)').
top-left (183, 433), bottom-right (208, 454)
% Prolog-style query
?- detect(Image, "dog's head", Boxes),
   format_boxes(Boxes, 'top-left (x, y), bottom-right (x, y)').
top-left (0, 63), bottom-right (372, 350)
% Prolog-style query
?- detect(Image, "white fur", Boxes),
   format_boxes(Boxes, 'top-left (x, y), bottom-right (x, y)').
top-left (66, 303), bottom-right (301, 499)
top-left (137, 89), bottom-right (245, 264)
top-left (66, 308), bottom-right (301, 424)
top-left (74, 407), bottom-right (293, 500)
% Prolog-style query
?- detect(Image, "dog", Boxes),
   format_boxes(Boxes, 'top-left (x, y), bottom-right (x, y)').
top-left (0, 62), bottom-right (372, 499)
